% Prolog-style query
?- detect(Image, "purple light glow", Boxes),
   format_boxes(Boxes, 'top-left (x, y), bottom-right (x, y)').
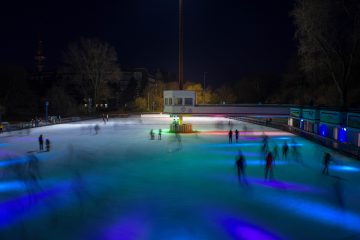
top-left (248, 178), bottom-right (319, 193)
top-left (211, 174), bottom-right (318, 193)
top-left (241, 137), bottom-right (262, 141)
top-left (0, 149), bottom-right (18, 158)
top-left (102, 215), bottom-right (149, 240)
top-left (10, 137), bottom-right (36, 143)
top-left (236, 226), bottom-right (280, 240)
top-left (211, 151), bottom-right (261, 157)
top-left (0, 185), bottom-right (66, 229)
top-left (210, 212), bottom-right (282, 240)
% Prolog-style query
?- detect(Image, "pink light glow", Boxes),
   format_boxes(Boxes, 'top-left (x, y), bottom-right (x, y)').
top-left (200, 130), bottom-right (293, 137)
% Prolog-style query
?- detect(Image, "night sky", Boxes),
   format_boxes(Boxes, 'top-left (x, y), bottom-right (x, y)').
top-left (0, 0), bottom-right (296, 86)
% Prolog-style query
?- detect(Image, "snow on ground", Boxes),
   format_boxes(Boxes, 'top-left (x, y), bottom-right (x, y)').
top-left (0, 115), bottom-right (360, 240)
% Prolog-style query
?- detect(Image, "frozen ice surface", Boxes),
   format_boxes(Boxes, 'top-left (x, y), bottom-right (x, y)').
top-left (1, 115), bottom-right (360, 240)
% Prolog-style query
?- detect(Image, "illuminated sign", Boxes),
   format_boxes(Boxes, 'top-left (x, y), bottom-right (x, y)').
top-left (303, 109), bottom-right (318, 120)
top-left (290, 108), bottom-right (301, 118)
top-left (320, 111), bottom-right (342, 124)
top-left (347, 113), bottom-right (360, 129)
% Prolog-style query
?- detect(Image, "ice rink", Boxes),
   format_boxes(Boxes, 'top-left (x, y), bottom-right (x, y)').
top-left (1, 115), bottom-right (360, 240)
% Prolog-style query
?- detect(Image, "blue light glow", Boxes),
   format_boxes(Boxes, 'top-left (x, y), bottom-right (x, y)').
top-left (273, 137), bottom-right (291, 140)
top-left (0, 181), bottom-right (25, 192)
top-left (330, 165), bottom-right (360, 172)
top-left (320, 124), bottom-right (327, 137)
top-left (338, 128), bottom-right (347, 142)
top-left (0, 156), bottom-right (27, 167)
top-left (207, 210), bottom-right (283, 240)
top-left (260, 192), bottom-right (360, 233)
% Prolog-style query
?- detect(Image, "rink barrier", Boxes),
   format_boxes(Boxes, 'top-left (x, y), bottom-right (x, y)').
top-left (0, 114), bottom-right (130, 134)
top-left (231, 116), bottom-right (360, 160)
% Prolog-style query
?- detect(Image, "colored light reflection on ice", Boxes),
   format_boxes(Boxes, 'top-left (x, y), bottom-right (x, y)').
top-left (261, 193), bottom-right (360, 233)
top-left (102, 215), bottom-right (149, 240)
top-left (213, 174), bottom-right (316, 193)
top-left (0, 181), bottom-right (25, 193)
top-left (0, 185), bottom-right (67, 229)
top-left (330, 165), bottom-right (360, 172)
top-left (245, 160), bottom-right (289, 166)
top-left (0, 156), bottom-right (28, 167)
top-left (248, 178), bottom-right (319, 192)
top-left (200, 131), bottom-right (293, 137)
top-left (211, 150), bottom-right (261, 157)
top-left (207, 211), bottom-right (282, 240)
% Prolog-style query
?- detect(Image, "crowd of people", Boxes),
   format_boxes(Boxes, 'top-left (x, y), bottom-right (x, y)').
top-left (231, 128), bottom-right (336, 185)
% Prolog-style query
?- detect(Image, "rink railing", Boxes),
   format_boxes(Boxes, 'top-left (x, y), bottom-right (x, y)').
top-left (231, 116), bottom-right (360, 160)
top-left (0, 113), bottom-right (134, 134)
top-left (0, 115), bottom-right (111, 133)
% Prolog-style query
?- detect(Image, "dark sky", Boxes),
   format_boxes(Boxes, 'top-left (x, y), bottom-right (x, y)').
top-left (0, 0), bottom-right (296, 86)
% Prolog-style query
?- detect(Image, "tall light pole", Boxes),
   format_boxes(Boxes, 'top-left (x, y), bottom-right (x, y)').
top-left (179, 0), bottom-right (184, 90)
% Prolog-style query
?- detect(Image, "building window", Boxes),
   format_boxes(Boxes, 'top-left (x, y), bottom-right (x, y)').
top-left (184, 98), bottom-right (193, 105)
top-left (175, 98), bottom-right (183, 105)
top-left (169, 98), bottom-right (173, 105)
top-left (165, 98), bottom-right (169, 105)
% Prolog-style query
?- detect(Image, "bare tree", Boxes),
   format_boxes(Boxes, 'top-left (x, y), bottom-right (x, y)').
top-left (292, 0), bottom-right (360, 106)
top-left (63, 38), bottom-right (121, 109)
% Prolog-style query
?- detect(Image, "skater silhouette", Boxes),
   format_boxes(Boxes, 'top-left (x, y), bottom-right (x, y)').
top-left (322, 152), bottom-right (332, 175)
top-left (150, 129), bottom-right (155, 140)
top-left (291, 139), bottom-right (303, 165)
top-left (235, 129), bottom-right (239, 143)
top-left (94, 125), bottom-right (100, 134)
top-left (282, 141), bottom-right (289, 160)
top-left (273, 145), bottom-right (279, 166)
top-left (38, 134), bottom-right (44, 151)
top-left (261, 135), bottom-right (269, 155)
top-left (235, 151), bottom-right (247, 184)
top-left (228, 130), bottom-right (233, 143)
top-left (45, 139), bottom-right (51, 152)
top-left (158, 129), bottom-right (162, 140)
top-left (265, 152), bottom-right (274, 180)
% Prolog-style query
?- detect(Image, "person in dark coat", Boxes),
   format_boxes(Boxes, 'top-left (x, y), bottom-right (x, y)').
top-left (228, 130), bottom-right (233, 143)
top-left (282, 141), bottom-right (289, 160)
top-left (45, 139), bottom-right (51, 152)
top-left (265, 152), bottom-right (274, 180)
top-left (235, 129), bottom-right (239, 143)
top-left (235, 151), bottom-right (247, 184)
top-left (322, 152), bottom-right (332, 175)
top-left (158, 129), bottom-right (162, 140)
top-left (38, 134), bottom-right (44, 151)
